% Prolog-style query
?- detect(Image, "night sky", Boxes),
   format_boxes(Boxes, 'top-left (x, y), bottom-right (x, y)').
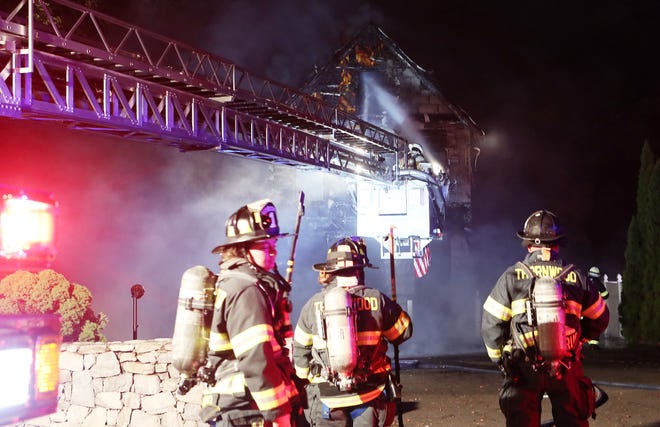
top-left (2, 1), bottom-right (659, 346)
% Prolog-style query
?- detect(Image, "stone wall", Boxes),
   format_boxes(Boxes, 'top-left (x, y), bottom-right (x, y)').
top-left (13, 339), bottom-right (207, 427)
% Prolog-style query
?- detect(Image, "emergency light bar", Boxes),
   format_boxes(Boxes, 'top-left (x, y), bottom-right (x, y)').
top-left (0, 315), bottom-right (61, 426)
top-left (0, 188), bottom-right (57, 266)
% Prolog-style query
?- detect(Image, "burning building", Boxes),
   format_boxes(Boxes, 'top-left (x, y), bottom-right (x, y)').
top-left (301, 24), bottom-right (483, 232)
top-left (299, 25), bottom-right (483, 289)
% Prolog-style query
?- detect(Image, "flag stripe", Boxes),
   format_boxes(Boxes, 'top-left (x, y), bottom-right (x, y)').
top-left (413, 246), bottom-right (431, 278)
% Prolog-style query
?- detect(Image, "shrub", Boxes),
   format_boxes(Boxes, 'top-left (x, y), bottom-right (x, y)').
top-left (0, 269), bottom-right (108, 342)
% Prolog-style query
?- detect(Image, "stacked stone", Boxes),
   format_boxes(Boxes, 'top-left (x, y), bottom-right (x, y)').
top-left (14, 339), bottom-right (207, 427)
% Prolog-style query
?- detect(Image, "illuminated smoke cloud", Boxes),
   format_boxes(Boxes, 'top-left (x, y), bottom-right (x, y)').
top-left (360, 73), bottom-right (442, 169)
top-left (0, 118), bottom-right (489, 355)
top-left (0, 119), bottom-right (317, 340)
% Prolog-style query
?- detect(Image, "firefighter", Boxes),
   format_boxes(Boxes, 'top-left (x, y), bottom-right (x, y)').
top-left (585, 266), bottom-right (609, 348)
top-left (406, 144), bottom-right (427, 172)
top-left (587, 267), bottom-right (609, 300)
top-left (292, 237), bottom-right (413, 427)
top-left (199, 199), bottom-right (299, 427)
top-left (481, 210), bottom-right (609, 427)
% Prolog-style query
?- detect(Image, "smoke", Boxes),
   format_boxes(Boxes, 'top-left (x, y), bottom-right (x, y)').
top-left (360, 73), bottom-right (445, 171)
top-left (103, 0), bottom-right (387, 87)
top-left (0, 117), bottom-right (490, 356)
top-left (0, 119), bottom-right (376, 345)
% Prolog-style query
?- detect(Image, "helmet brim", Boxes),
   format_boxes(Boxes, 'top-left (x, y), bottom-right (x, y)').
top-left (211, 232), bottom-right (290, 254)
top-left (312, 261), bottom-right (378, 273)
top-left (312, 262), bottom-right (360, 274)
top-left (517, 231), bottom-right (565, 247)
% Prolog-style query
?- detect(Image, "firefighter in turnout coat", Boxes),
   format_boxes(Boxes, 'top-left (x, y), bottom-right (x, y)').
top-left (200, 200), bottom-right (298, 427)
top-left (481, 210), bottom-right (609, 427)
top-left (293, 237), bottom-right (413, 427)
top-left (585, 266), bottom-right (609, 348)
top-left (587, 267), bottom-right (609, 301)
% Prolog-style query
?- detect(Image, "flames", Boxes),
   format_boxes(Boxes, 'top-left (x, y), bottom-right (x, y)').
top-left (355, 45), bottom-right (376, 67)
top-left (329, 43), bottom-right (382, 113)
top-left (339, 68), bottom-right (353, 93)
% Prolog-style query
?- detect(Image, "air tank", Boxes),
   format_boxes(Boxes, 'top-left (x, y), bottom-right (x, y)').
top-left (533, 276), bottom-right (567, 361)
top-left (323, 286), bottom-right (358, 391)
top-left (171, 266), bottom-right (217, 382)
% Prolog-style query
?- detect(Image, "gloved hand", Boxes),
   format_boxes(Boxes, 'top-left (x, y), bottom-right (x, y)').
top-left (499, 352), bottom-right (521, 384)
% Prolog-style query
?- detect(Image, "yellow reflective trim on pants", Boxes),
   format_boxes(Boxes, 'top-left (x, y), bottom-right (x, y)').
top-left (319, 384), bottom-right (385, 408)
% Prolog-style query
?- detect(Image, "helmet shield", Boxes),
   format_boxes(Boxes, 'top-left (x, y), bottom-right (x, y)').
top-left (517, 210), bottom-right (565, 247)
top-left (313, 237), bottom-right (376, 274)
top-left (211, 199), bottom-right (289, 253)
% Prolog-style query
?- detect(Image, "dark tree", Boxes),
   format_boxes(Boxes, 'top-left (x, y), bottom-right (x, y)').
top-left (621, 141), bottom-right (659, 343)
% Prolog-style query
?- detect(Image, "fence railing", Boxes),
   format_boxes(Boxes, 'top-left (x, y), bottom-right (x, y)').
top-left (603, 273), bottom-right (624, 340)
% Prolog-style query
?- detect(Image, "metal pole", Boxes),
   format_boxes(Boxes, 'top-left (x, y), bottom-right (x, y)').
top-left (130, 284), bottom-right (145, 340)
top-left (132, 296), bottom-right (138, 340)
top-left (286, 191), bottom-right (305, 284)
top-left (388, 226), bottom-right (404, 427)
top-left (17, 0), bottom-right (34, 73)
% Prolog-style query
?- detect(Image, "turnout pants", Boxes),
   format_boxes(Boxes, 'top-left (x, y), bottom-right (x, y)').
top-left (206, 411), bottom-right (266, 427)
top-left (305, 385), bottom-right (393, 427)
top-left (499, 359), bottom-right (595, 427)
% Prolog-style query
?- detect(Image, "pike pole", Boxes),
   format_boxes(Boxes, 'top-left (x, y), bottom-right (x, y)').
top-left (280, 192), bottom-right (304, 351)
top-left (286, 191), bottom-right (305, 284)
top-left (388, 226), bottom-right (404, 427)
top-left (285, 192), bottom-right (306, 426)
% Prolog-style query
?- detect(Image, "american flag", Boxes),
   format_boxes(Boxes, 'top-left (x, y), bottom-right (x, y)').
top-left (413, 245), bottom-right (431, 278)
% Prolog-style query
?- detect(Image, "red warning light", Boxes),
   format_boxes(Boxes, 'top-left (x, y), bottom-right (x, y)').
top-left (0, 188), bottom-right (57, 268)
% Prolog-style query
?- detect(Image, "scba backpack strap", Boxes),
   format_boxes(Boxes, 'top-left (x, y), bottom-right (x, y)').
top-left (220, 268), bottom-right (276, 317)
top-left (197, 268), bottom-right (274, 387)
top-left (218, 269), bottom-right (257, 283)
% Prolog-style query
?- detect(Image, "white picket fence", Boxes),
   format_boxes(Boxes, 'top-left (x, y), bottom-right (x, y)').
top-left (603, 273), bottom-right (624, 340)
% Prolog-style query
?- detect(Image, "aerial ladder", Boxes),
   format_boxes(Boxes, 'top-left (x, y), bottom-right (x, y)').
top-left (0, 0), bottom-right (410, 178)
top-left (0, 0), bottom-right (443, 259)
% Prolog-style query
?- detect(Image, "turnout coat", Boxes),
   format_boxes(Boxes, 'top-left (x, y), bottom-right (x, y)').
top-left (293, 283), bottom-right (412, 409)
top-left (481, 251), bottom-right (609, 364)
